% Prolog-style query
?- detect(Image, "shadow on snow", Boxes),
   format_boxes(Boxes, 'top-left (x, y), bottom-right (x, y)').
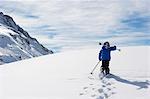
top-left (106, 74), bottom-right (150, 89)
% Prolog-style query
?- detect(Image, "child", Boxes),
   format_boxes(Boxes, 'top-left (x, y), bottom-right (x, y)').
top-left (99, 42), bottom-right (117, 75)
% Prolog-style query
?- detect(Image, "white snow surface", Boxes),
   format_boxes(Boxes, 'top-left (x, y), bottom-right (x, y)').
top-left (0, 46), bottom-right (149, 99)
top-left (0, 12), bottom-right (53, 65)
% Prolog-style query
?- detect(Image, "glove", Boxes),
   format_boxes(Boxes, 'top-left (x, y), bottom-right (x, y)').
top-left (118, 49), bottom-right (121, 51)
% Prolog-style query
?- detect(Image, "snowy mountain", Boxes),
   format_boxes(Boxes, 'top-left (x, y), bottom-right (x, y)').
top-left (0, 46), bottom-right (149, 99)
top-left (0, 12), bottom-right (53, 65)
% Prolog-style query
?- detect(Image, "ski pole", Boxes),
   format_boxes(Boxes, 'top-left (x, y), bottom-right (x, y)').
top-left (90, 61), bottom-right (100, 74)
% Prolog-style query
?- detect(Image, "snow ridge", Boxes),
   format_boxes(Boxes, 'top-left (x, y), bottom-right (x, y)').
top-left (0, 12), bottom-right (53, 65)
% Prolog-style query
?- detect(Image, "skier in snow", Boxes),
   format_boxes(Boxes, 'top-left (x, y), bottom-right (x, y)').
top-left (99, 42), bottom-right (117, 75)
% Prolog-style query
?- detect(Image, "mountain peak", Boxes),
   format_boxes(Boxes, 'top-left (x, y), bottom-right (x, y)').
top-left (0, 12), bottom-right (16, 27)
top-left (0, 12), bottom-right (31, 38)
top-left (0, 12), bottom-right (53, 65)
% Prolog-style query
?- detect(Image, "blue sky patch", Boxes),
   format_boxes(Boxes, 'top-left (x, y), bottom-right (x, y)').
top-left (24, 15), bottom-right (39, 19)
top-left (121, 13), bottom-right (150, 32)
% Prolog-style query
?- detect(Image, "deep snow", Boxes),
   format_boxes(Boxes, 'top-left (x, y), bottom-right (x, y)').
top-left (0, 46), bottom-right (149, 99)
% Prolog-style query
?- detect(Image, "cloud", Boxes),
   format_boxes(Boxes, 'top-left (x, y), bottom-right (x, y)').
top-left (0, 0), bottom-right (150, 52)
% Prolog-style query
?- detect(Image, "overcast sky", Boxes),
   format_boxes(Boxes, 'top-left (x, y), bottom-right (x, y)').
top-left (0, 0), bottom-right (150, 52)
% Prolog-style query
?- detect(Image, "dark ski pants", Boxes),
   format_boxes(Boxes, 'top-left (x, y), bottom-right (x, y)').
top-left (101, 60), bottom-right (110, 75)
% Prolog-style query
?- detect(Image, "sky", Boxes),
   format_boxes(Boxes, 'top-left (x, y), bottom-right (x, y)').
top-left (0, 0), bottom-right (150, 52)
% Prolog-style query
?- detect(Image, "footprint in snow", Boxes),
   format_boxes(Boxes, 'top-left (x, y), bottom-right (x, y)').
top-left (102, 84), bottom-right (106, 86)
top-left (98, 88), bottom-right (103, 93)
top-left (104, 93), bottom-right (109, 98)
top-left (91, 94), bottom-right (97, 97)
top-left (92, 88), bottom-right (95, 90)
top-left (106, 82), bottom-right (112, 86)
top-left (90, 83), bottom-right (94, 85)
top-left (107, 88), bottom-right (111, 91)
top-left (97, 96), bottom-right (104, 99)
top-left (79, 93), bottom-right (84, 96)
top-left (83, 87), bottom-right (88, 90)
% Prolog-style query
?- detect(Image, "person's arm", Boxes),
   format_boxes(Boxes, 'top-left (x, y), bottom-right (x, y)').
top-left (99, 50), bottom-right (102, 61)
top-left (109, 46), bottom-right (116, 51)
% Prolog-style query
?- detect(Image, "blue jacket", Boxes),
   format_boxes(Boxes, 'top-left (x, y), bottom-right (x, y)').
top-left (99, 46), bottom-right (116, 61)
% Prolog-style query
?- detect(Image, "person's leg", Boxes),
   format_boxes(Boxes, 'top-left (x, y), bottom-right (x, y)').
top-left (106, 67), bottom-right (110, 74)
top-left (100, 66), bottom-right (104, 74)
top-left (101, 60), bottom-right (107, 74)
top-left (105, 61), bottom-right (110, 74)
top-left (101, 61), bottom-right (105, 74)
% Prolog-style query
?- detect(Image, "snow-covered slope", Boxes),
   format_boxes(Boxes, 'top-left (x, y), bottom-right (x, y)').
top-left (0, 46), bottom-right (149, 99)
top-left (0, 12), bottom-right (53, 65)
